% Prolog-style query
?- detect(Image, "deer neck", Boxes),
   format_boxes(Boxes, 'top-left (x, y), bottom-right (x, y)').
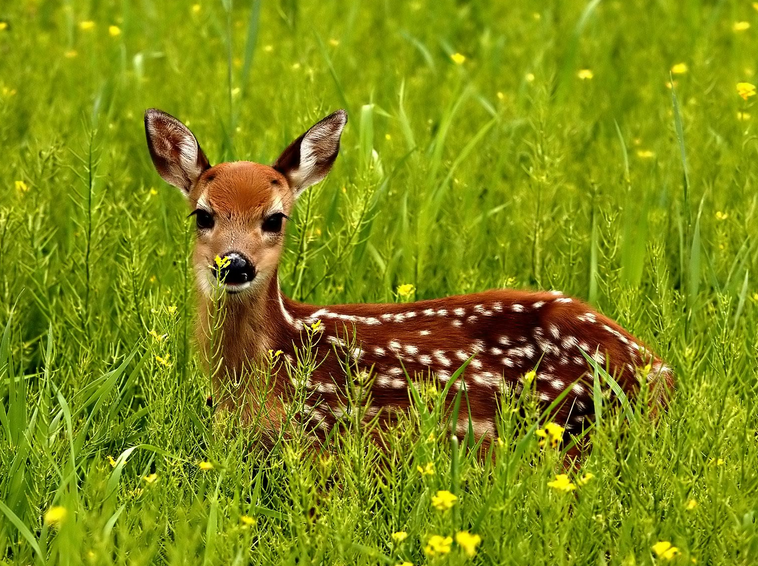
top-left (197, 271), bottom-right (290, 379)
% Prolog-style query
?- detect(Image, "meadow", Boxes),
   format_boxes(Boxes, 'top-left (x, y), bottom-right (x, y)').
top-left (2, 0), bottom-right (758, 563)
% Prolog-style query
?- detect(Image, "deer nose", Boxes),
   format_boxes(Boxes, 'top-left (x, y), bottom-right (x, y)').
top-left (214, 252), bottom-right (256, 285)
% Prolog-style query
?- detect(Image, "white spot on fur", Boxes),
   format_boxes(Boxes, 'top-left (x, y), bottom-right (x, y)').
top-left (419, 330), bottom-right (431, 336)
top-left (511, 303), bottom-right (525, 312)
top-left (452, 320), bottom-right (462, 327)
top-left (555, 297), bottom-right (572, 304)
top-left (548, 324), bottom-right (560, 339)
top-left (404, 344), bottom-right (419, 356)
top-left (437, 309), bottom-right (448, 317)
top-left (498, 336), bottom-right (512, 346)
top-left (533, 301), bottom-right (545, 309)
top-left (374, 347), bottom-right (386, 356)
top-left (492, 302), bottom-right (503, 312)
top-left (389, 340), bottom-right (401, 352)
top-left (423, 308), bottom-right (435, 316)
top-left (577, 312), bottom-right (596, 323)
top-left (490, 347), bottom-right (503, 356)
top-left (418, 354), bottom-right (432, 365)
top-left (454, 307), bottom-right (465, 316)
top-left (434, 350), bottom-right (451, 367)
top-left (466, 315), bottom-right (478, 324)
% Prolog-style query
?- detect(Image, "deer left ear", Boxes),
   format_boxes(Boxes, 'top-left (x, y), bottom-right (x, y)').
top-left (273, 109), bottom-right (347, 197)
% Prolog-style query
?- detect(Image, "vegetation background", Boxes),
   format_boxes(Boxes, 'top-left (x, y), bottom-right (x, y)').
top-left (2, 0), bottom-right (758, 564)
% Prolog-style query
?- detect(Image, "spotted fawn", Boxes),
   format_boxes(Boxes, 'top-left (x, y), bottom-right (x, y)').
top-left (144, 108), bottom-right (673, 451)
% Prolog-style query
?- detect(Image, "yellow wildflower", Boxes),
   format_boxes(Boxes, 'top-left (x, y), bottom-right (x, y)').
top-left (671, 63), bottom-right (688, 75)
top-left (652, 541), bottom-right (681, 560)
top-left (417, 462), bottom-right (435, 476)
top-left (738, 111), bottom-right (751, 121)
top-left (268, 349), bottom-right (283, 358)
top-left (109, 25), bottom-right (121, 37)
top-left (143, 473), bottom-right (158, 484)
top-left (310, 320), bottom-right (322, 331)
top-left (577, 69), bottom-right (594, 80)
top-left (396, 283), bottom-right (415, 298)
top-left (329, 38), bottom-right (340, 46)
top-left (198, 461), bottom-right (214, 471)
top-left (192, 4), bottom-right (201, 13)
top-left (547, 473), bottom-right (576, 492)
top-left (155, 353), bottom-right (171, 367)
top-left (107, 455), bottom-right (117, 467)
top-left (686, 499), bottom-right (697, 510)
top-left (737, 82), bottom-right (756, 100)
top-left (431, 490), bottom-right (457, 511)
top-left (715, 211), bottom-right (728, 221)
top-left (666, 80), bottom-right (677, 89)
top-left (15, 180), bottom-right (29, 192)
top-left (577, 472), bottom-right (595, 486)
top-left (455, 531), bottom-right (482, 557)
top-left (734, 21), bottom-right (751, 32)
top-left (79, 20), bottom-right (95, 30)
top-left (397, 563), bottom-right (414, 566)
top-left (64, 50), bottom-right (78, 58)
top-left (392, 531), bottom-right (408, 543)
top-left (43, 506), bottom-right (67, 527)
top-left (0, 22), bottom-right (7, 31)
top-left (450, 52), bottom-right (466, 65)
top-left (424, 535), bottom-right (453, 556)
top-left (637, 150), bottom-right (655, 158)
top-left (149, 329), bottom-right (166, 342)
top-left (535, 422), bottom-right (565, 448)
top-left (754, 2), bottom-right (758, 10)
top-left (214, 254), bottom-right (231, 269)
top-left (525, 73), bottom-right (535, 83)
top-left (240, 515), bottom-right (256, 528)
top-left (167, 305), bottom-right (178, 315)
top-left (523, 369), bottom-right (536, 385)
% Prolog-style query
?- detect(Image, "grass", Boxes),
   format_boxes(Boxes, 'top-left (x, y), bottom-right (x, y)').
top-left (2, 0), bottom-right (758, 564)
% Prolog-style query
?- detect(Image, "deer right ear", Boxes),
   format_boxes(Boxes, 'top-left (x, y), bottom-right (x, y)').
top-left (144, 109), bottom-right (210, 195)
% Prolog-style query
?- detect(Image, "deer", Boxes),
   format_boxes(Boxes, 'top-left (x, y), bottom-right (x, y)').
top-left (144, 107), bottom-right (674, 456)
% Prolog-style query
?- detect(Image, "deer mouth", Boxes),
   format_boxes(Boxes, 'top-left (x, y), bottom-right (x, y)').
top-left (221, 281), bottom-right (253, 294)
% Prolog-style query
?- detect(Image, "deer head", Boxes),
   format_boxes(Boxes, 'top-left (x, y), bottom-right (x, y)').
top-left (144, 108), bottom-right (347, 298)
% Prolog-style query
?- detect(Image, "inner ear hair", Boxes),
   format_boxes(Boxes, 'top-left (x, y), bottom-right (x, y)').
top-left (144, 108), bottom-right (211, 194)
top-left (273, 109), bottom-right (347, 196)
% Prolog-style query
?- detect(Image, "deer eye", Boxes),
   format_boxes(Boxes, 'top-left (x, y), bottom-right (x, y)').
top-left (192, 209), bottom-right (215, 230)
top-left (262, 212), bottom-right (287, 233)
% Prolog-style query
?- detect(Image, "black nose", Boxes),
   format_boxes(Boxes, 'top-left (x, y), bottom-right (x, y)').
top-left (214, 252), bottom-right (256, 285)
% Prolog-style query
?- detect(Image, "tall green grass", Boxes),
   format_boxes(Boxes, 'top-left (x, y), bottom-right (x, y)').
top-left (2, 0), bottom-right (758, 563)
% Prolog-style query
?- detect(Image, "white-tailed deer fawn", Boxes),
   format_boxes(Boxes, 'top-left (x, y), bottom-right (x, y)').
top-left (145, 108), bottom-right (673, 453)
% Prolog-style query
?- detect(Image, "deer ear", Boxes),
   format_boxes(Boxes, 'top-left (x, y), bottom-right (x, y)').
top-left (273, 109), bottom-right (347, 197)
top-left (144, 108), bottom-right (210, 195)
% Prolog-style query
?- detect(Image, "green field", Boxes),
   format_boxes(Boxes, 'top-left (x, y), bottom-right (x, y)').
top-left (2, 0), bottom-right (758, 564)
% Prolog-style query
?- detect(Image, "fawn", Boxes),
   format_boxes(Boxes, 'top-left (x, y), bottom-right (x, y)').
top-left (144, 108), bottom-right (673, 452)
